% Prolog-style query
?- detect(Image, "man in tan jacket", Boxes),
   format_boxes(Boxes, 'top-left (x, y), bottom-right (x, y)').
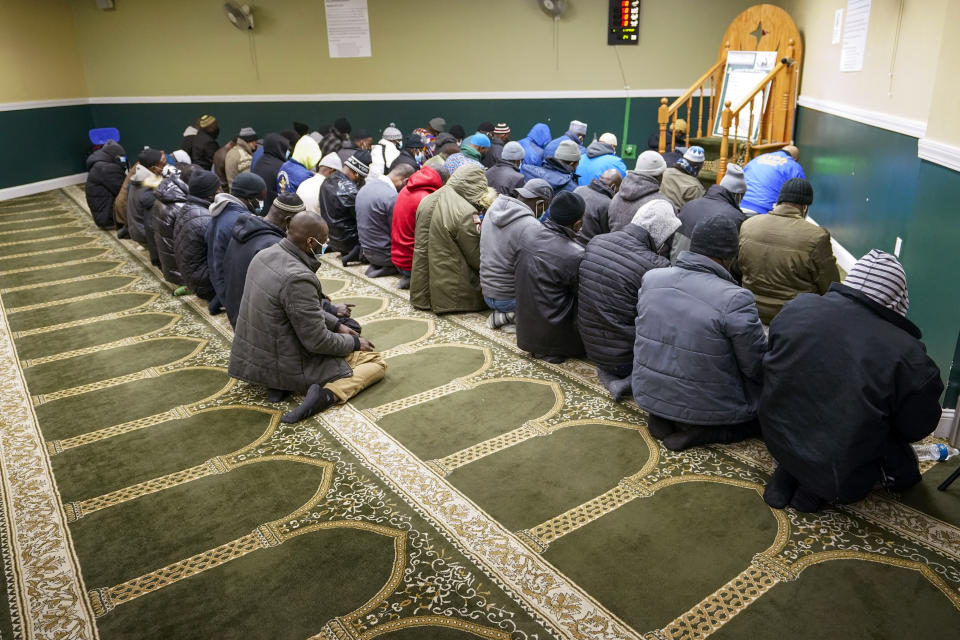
top-left (738, 178), bottom-right (840, 324)
top-left (225, 127), bottom-right (259, 188)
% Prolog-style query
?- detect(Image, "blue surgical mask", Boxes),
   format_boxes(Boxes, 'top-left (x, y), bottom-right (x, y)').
top-left (310, 238), bottom-right (328, 258)
top-left (285, 150), bottom-right (291, 159)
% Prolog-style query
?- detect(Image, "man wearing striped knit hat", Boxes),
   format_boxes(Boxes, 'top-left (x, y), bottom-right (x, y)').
top-left (759, 249), bottom-right (943, 513)
top-left (483, 122), bottom-right (511, 169)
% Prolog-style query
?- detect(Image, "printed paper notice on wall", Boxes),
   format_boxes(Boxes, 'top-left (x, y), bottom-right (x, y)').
top-left (325, 0), bottom-right (371, 58)
top-left (840, 0), bottom-right (871, 72)
top-left (832, 8), bottom-right (844, 44)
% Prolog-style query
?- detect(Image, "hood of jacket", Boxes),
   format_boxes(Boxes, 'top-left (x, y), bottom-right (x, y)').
top-left (232, 213), bottom-right (283, 244)
top-left (587, 178), bottom-right (615, 198)
top-left (675, 250), bottom-right (735, 284)
top-left (156, 174), bottom-right (188, 204)
top-left (485, 195), bottom-right (534, 228)
top-left (448, 163), bottom-right (489, 205)
top-left (704, 184), bottom-right (740, 208)
top-left (210, 192), bottom-right (249, 217)
top-left (291, 136), bottom-right (322, 171)
top-left (262, 133), bottom-right (290, 160)
top-left (86, 142), bottom-right (125, 169)
top-left (618, 171), bottom-right (661, 202)
top-left (525, 123), bottom-right (552, 147)
top-left (406, 166), bottom-right (443, 193)
top-left (585, 140), bottom-right (615, 159)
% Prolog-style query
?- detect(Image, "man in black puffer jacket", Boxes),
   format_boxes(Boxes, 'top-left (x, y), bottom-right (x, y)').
top-left (671, 163), bottom-right (746, 262)
top-left (319, 150), bottom-right (370, 266)
top-left (253, 133), bottom-right (291, 213)
top-left (153, 163), bottom-right (193, 285)
top-left (126, 148), bottom-right (166, 266)
top-left (173, 169), bottom-right (220, 300)
top-left (578, 199), bottom-right (679, 399)
top-left (85, 141), bottom-right (126, 228)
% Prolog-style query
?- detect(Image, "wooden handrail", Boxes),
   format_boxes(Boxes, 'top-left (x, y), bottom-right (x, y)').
top-left (666, 59), bottom-right (725, 113)
top-left (658, 58), bottom-right (725, 153)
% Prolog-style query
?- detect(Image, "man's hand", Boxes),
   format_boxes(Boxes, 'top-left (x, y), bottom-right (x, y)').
top-left (334, 303), bottom-right (355, 317)
top-left (358, 338), bottom-right (375, 352)
top-left (336, 323), bottom-right (359, 337)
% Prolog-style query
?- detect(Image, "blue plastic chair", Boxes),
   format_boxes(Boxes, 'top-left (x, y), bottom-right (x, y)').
top-left (89, 127), bottom-right (120, 146)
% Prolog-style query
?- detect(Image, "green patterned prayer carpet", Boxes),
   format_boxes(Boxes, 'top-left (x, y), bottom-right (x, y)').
top-left (0, 186), bottom-right (957, 640)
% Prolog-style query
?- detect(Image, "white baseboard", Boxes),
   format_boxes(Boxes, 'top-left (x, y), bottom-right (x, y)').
top-left (806, 216), bottom-right (858, 273)
top-left (935, 408), bottom-right (958, 445)
top-left (0, 173), bottom-right (87, 201)
top-left (917, 138), bottom-right (960, 173)
top-left (797, 95), bottom-right (927, 139)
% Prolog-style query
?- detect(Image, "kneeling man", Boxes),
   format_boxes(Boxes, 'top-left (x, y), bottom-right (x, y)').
top-left (632, 215), bottom-right (766, 450)
top-left (761, 250), bottom-right (942, 512)
top-left (229, 211), bottom-right (386, 423)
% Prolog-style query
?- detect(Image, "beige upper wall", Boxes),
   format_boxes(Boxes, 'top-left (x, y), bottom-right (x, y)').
top-left (68, 0), bottom-right (773, 96)
top-left (924, 0), bottom-right (960, 145)
top-left (0, 0), bottom-right (87, 102)
top-left (787, 0), bottom-right (948, 125)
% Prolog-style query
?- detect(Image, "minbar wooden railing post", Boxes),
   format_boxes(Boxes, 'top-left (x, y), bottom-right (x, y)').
top-left (717, 100), bottom-right (733, 183)
top-left (657, 97), bottom-right (669, 153)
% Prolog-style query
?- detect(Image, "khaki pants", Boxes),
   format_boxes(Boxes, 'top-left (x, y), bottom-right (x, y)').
top-left (325, 351), bottom-right (387, 403)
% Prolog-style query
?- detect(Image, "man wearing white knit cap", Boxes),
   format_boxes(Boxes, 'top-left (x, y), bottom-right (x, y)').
top-left (296, 153), bottom-right (342, 214)
top-left (760, 249), bottom-right (943, 513)
top-left (576, 131), bottom-right (627, 186)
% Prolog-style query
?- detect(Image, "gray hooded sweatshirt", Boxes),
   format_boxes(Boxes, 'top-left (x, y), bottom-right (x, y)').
top-left (479, 195), bottom-right (541, 300)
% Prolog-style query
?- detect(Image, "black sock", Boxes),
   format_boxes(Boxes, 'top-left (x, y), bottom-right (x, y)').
top-left (789, 486), bottom-right (823, 513)
top-left (646, 414), bottom-right (677, 441)
top-left (341, 245), bottom-right (362, 266)
top-left (281, 385), bottom-right (337, 423)
top-left (396, 275), bottom-right (411, 290)
top-left (267, 388), bottom-right (289, 403)
top-left (763, 465), bottom-right (799, 509)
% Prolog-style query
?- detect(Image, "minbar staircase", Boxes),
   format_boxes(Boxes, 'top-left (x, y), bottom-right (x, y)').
top-left (655, 4), bottom-right (803, 184)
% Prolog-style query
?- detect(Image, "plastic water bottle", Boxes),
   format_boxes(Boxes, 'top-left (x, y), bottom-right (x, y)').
top-left (912, 443), bottom-right (960, 462)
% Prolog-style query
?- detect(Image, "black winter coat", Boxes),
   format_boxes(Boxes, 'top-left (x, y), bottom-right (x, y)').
top-left (222, 214), bottom-right (284, 328)
top-left (319, 171), bottom-right (360, 253)
top-left (336, 140), bottom-right (358, 164)
top-left (578, 225), bottom-right (670, 369)
top-left (672, 185), bottom-right (745, 265)
top-left (153, 174), bottom-right (188, 285)
top-left (253, 133), bottom-right (290, 213)
top-left (192, 129), bottom-right (220, 170)
top-left (126, 172), bottom-right (161, 265)
top-left (482, 137), bottom-right (504, 169)
top-left (575, 180), bottom-right (615, 244)
top-left (607, 172), bottom-right (671, 232)
top-left (515, 219), bottom-right (586, 357)
top-left (173, 195), bottom-right (216, 300)
top-left (84, 142), bottom-right (126, 228)
top-left (485, 160), bottom-right (524, 196)
top-left (388, 148), bottom-right (420, 172)
top-left (761, 284), bottom-right (944, 501)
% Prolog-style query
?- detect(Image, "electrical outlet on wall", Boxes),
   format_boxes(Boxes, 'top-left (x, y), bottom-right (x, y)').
top-left (622, 144), bottom-right (637, 160)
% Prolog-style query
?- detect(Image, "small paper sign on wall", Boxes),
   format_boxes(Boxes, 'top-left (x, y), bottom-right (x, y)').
top-left (325, 0), bottom-right (371, 58)
top-left (840, 0), bottom-right (871, 72)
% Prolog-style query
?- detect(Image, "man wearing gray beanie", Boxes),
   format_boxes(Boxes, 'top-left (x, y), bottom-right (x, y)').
top-left (671, 162), bottom-right (747, 263)
top-left (521, 139), bottom-right (580, 196)
top-left (738, 177), bottom-right (840, 323)
top-left (544, 119), bottom-right (589, 158)
top-left (606, 150), bottom-right (672, 232)
top-left (485, 140), bottom-right (525, 196)
top-left (760, 249), bottom-right (942, 512)
top-left (632, 214), bottom-right (766, 451)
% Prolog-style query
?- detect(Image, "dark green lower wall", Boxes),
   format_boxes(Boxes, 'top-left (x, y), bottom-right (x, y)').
top-left (0, 105), bottom-right (92, 188)
top-left (795, 106), bottom-right (960, 403)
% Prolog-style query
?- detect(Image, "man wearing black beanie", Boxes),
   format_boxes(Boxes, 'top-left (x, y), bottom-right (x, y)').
top-left (738, 177), bottom-right (840, 323)
top-left (514, 191), bottom-right (587, 363)
top-left (632, 214), bottom-right (767, 451)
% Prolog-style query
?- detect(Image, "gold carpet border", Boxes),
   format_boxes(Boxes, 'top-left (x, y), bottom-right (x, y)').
top-left (0, 236), bottom-right (97, 260)
top-left (319, 402), bottom-right (639, 640)
top-left (12, 293), bottom-right (161, 339)
top-left (3, 276), bottom-right (143, 313)
top-left (0, 228), bottom-right (99, 638)
top-left (0, 251), bottom-right (112, 277)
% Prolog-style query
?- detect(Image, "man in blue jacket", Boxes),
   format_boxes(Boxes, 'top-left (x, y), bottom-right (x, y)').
top-left (517, 123), bottom-right (552, 168)
top-left (521, 140), bottom-right (580, 197)
top-left (577, 132), bottom-right (627, 186)
top-left (632, 215), bottom-right (766, 451)
top-left (205, 172), bottom-right (266, 315)
top-left (740, 145), bottom-right (804, 214)
top-left (543, 119), bottom-right (588, 159)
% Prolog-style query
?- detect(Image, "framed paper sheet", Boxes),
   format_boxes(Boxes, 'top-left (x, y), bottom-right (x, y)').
top-left (712, 50), bottom-right (777, 142)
